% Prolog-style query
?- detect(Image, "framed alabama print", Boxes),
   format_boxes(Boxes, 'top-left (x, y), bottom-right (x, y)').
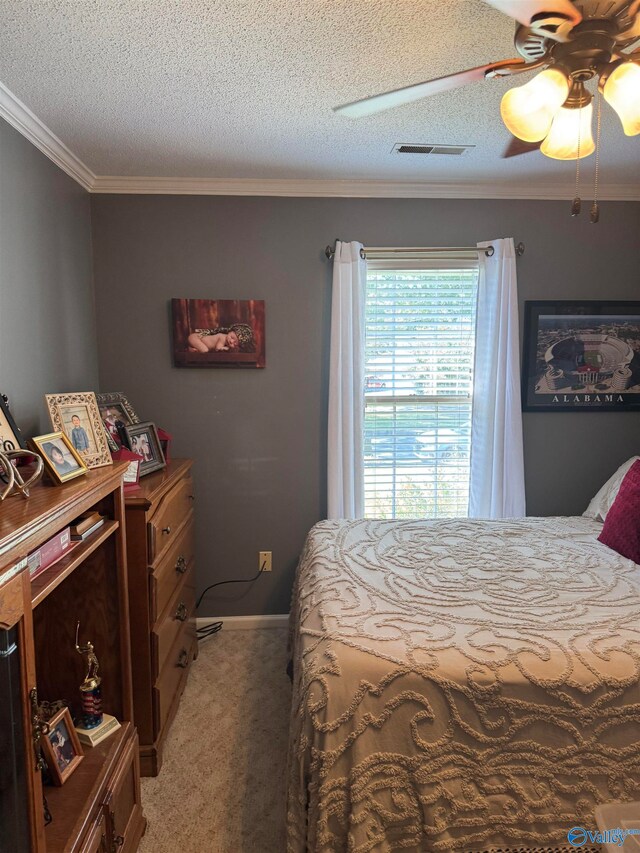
top-left (522, 301), bottom-right (640, 412)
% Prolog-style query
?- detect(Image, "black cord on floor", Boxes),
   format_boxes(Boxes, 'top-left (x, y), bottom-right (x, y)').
top-left (196, 620), bottom-right (223, 640)
top-left (195, 562), bottom-right (265, 640)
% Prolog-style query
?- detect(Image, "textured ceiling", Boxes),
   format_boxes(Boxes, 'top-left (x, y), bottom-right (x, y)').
top-left (0, 0), bottom-right (638, 188)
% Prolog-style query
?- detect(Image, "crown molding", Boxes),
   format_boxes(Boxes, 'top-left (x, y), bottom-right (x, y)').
top-left (90, 174), bottom-right (640, 200)
top-left (2, 81), bottom-right (639, 200)
top-left (0, 81), bottom-right (95, 191)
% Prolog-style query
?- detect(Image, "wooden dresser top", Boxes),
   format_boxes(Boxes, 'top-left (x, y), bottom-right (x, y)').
top-left (123, 459), bottom-right (192, 510)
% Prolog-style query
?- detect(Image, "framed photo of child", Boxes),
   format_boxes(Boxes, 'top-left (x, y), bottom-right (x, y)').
top-left (120, 421), bottom-right (165, 477)
top-left (171, 298), bottom-right (265, 368)
top-left (45, 392), bottom-right (112, 468)
top-left (30, 432), bottom-right (89, 484)
top-left (40, 707), bottom-right (84, 786)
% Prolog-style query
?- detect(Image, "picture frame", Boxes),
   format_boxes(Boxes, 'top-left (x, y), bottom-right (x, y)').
top-left (96, 393), bottom-right (141, 450)
top-left (0, 394), bottom-right (26, 452)
top-left (522, 301), bottom-right (640, 412)
top-left (96, 392), bottom-right (140, 425)
top-left (120, 421), bottom-right (166, 476)
top-left (30, 432), bottom-right (89, 484)
top-left (111, 447), bottom-right (143, 488)
top-left (45, 393), bottom-right (112, 468)
top-left (171, 298), bottom-right (266, 368)
top-left (40, 707), bottom-right (84, 786)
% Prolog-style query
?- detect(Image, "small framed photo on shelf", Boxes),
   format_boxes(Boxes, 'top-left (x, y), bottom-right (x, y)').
top-left (30, 432), bottom-right (88, 484)
top-left (120, 422), bottom-right (165, 477)
top-left (40, 707), bottom-right (84, 786)
top-left (111, 447), bottom-right (143, 488)
top-left (96, 392), bottom-right (141, 450)
top-left (45, 392), bottom-right (112, 468)
top-left (0, 394), bottom-right (25, 452)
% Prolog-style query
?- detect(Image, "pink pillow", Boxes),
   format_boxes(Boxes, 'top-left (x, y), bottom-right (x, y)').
top-left (598, 460), bottom-right (640, 563)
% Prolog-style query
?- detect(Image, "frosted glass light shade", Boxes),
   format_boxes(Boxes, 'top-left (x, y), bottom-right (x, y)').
top-left (500, 69), bottom-right (570, 142)
top-left (540, 102), bottom-right (595, 159)
top-left (604, 62), bottom-right (640, 136)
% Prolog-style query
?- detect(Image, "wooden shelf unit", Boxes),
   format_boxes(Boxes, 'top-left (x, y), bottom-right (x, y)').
top-left (44, 725), bottom-right (128, 851)
top-left (30, 520), bottom-right (119, 607)
top-left (0, 462), bottom-right (146, 853)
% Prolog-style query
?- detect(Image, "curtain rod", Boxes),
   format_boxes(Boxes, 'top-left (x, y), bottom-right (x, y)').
top-left (324, 242), bottom-right (525, 260)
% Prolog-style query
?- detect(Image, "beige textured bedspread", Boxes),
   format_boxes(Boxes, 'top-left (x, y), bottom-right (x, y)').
top-left (286, 517), bottom-right (640, 853)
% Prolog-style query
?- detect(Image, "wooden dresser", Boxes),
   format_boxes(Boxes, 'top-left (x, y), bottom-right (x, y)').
top-left (0, 461), bottom-right (145, 853)
top-left (123, 459), bottom-right (197, 776)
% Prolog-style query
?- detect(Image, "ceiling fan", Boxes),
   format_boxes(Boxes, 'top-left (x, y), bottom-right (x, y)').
top-left (334, 0), bottom-right (640, 161)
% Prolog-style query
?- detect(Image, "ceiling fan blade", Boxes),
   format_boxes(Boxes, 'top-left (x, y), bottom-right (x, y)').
top-left (484, 0), bottom-right (581, 25)
top-left (334, 59), bottom-right (527, 119)
top-left (620, 0), bottom-right (640, 40)
top-left (484, 0), bottom-right (581, 40)
top-left (502, 136), bottom-right (541, 157)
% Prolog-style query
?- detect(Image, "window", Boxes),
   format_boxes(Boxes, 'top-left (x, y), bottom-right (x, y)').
top-left (364, 260), bottom-right (479, 519)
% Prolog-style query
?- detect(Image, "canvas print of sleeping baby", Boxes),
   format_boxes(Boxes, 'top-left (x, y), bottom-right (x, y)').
top-left (171, 298), bottom-right (265, 368)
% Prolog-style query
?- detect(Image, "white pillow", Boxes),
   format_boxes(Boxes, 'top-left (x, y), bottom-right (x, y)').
top-left (583, 456), bottom-right (640, 521)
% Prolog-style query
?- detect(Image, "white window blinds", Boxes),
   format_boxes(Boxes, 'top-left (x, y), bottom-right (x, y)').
top-left (364, 260), bottom-right (479, 519)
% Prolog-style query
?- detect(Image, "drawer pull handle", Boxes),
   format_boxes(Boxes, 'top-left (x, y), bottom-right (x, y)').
top-left (177, 648), bottom-right (189, 668)
top-left (188, 494), bottom-right (195, 501)
top-left (162, 525), bottom-right (172, 535)
top-left (175, 602), bottom-right (188, 622)
top-left (112, 834), bottom-right (125, 850)
top-left (175, 555), bottom-right (187, 574)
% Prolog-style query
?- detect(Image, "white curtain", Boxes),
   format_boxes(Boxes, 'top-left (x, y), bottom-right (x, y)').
top-left (469, 238), bottom-right (526, 518)
top-left (327, 241), bottom-right (366, 518)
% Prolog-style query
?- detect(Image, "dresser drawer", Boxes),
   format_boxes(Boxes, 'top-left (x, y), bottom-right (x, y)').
top-left (147, 476), bottom-right (194, 565)
top-left (153, 619), bottom-right (197, 735)
top-left (152, 568), bottom-right (196, 678)
top-left (149, 517), bottom-right (195, 624)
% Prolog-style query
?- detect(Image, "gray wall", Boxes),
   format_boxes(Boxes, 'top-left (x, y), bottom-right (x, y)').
top-left (90, 195), bottom-right (640, 617)
top-left (0, 120), bottom-right (97, 436)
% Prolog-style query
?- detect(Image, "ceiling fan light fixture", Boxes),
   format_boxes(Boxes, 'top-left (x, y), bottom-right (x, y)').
top-left (500, 67), bottom-right (569, 142)
top-left (603, 61), bottom-right (640, 136)
top-left (540, 97), bottom-right (595, 160)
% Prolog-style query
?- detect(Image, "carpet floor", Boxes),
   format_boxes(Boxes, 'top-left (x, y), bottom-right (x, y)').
top-left (139, 627), bottom-right (291, 853)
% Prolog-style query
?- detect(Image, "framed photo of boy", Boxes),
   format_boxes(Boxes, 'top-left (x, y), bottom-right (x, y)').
top-left (46, 392), bottom-right (112, 468)
top-left (522, 301), bottom-right (640, 411)
top-left (40, 707), bottom-right (84, 786)
top-left (30, 431), bottom-right (89, 484)
top-left (171, 298), bottom-right (265, 368)
top-left (120, 421), bottom-right (165, 476)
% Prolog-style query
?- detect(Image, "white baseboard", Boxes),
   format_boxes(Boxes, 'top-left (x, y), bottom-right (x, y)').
top-left (197, 614), bottom-right (289, 631)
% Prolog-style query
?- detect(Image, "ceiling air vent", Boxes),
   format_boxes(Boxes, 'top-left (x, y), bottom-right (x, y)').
top-left (391, 143), bottom-right (475, 156)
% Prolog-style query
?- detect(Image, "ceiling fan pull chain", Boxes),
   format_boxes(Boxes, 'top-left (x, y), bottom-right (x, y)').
top-left (571, 103), bottom-right (582, 217)
top-left (590, 91), bottom-right (602, 225)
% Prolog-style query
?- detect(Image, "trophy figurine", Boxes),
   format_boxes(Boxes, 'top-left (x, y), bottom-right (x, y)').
top-left (75, 622), bottom-right (103, 729)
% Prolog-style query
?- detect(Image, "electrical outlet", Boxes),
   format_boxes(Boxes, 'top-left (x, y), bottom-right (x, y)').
top-left (259, 551), bottom-right (272, 572)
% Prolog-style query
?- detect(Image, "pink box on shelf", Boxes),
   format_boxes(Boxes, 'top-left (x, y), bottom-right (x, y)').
top-left (28, 528), bottom-right (74, 580)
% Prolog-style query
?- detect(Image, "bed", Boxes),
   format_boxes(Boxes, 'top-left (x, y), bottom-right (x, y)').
top-left (286, 516), bottom-right (640, 853)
